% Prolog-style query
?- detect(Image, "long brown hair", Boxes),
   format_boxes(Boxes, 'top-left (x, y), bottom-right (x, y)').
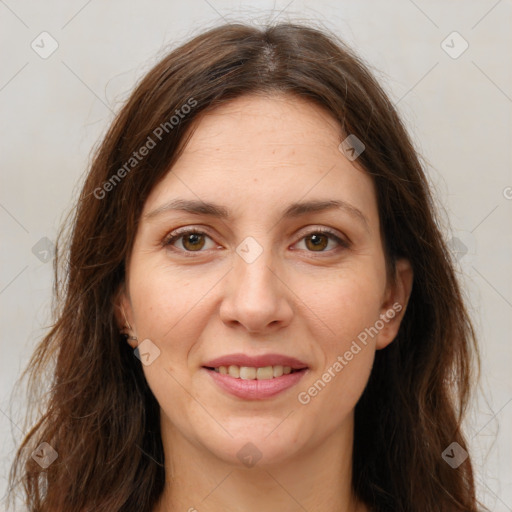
top-left (6, 21), bottom-right (482, 511)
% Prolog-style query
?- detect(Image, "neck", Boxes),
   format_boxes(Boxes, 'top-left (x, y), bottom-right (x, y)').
top-left (153, 412), bottom-right (367, 512)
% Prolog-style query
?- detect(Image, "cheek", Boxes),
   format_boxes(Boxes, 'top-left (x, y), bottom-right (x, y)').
top-left (127, 264), bottom-right (211, 433)
top-left (127, 262), bottom-right (221, 397)
top-left (129, 260), bottom-right (219, 342)
top-left (304, 266), bottom-right (385, 348)
top-left (293, 267), bottom-right (382, 410)
top-left (296, 347), bottom-right (374, 436)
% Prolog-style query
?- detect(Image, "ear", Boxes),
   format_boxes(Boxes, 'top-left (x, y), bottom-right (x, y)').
top-left (113, 282), bottom-right (138, 349)
top-left (375, 258), bottom-right (414, 350)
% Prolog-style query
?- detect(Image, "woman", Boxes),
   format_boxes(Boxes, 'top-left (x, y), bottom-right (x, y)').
top-left (7, 22), bottom-right (482, 512)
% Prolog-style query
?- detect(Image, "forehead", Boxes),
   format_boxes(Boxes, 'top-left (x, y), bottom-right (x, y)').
top-left (182, 93), bottom-right (344, 158)
top-left (142, 94), bottom-right (378, 230)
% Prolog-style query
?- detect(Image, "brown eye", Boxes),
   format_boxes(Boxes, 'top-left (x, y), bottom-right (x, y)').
top-left (295, 229), bottom-right (349, 253)
top-left (304, 233), bottom-right (329, 251)
top-left (181, 232), bottom-right (206, 251)
top-left (164, 230), bottom-right (215, 252)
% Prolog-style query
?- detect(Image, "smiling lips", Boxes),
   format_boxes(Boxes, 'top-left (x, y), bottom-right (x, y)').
top-left (202, 353), bottom-right (309, 399)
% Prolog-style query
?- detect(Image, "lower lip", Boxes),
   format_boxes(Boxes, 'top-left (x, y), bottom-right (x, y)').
top-left (203, 368), bottom-right (308, 400)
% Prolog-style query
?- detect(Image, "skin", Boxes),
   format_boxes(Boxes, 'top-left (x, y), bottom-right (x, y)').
top-left (116, 93), bottom-right (413, 512)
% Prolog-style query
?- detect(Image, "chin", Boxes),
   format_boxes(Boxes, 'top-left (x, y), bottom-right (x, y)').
top-left (197, 420), bottom-right (309, 468)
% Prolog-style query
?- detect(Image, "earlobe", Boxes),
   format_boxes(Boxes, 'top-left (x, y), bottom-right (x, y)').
top-left (113, 284), bottom-right (138, 348)
top-left (376, 258), bottom-right (414, 350)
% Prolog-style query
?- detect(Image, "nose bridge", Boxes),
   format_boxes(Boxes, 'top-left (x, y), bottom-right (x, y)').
top-left (220, 235), bottom-right (292, 332)
top-left (234, 235), bottom-right (280, 301)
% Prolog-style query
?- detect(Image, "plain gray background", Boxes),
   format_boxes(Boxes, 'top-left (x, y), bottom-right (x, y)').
top-left (1, 0), bottom-right (511, 510)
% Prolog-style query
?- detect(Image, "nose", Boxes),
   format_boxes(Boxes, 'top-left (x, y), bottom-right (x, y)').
top-left (219, 242), bottom-right (293, 335)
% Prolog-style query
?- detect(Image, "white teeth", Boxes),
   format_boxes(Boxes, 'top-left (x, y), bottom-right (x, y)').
top-left (256, 366), bottom-right (273, 380)
top-left (212, 364), bottom-right (301, 380)
top-left (239, 366), bottom-right (257, 379)
top-left (273, 365), bottom-right (283, 377)
top-left (228, 365), bottom-right (240, 378)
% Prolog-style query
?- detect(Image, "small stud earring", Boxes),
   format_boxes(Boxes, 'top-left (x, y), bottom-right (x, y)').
top-left (119, 304), bottom-right (139, 341)
top-left (121, 333), bottom-right (138, 342)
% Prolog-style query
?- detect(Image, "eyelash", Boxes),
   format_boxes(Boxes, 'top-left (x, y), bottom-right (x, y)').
top-left (162, 227), bottom-right (350, 257)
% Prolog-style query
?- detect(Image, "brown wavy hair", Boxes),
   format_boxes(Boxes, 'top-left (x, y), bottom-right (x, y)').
top-left (6, 21), bottom-right (482, 512)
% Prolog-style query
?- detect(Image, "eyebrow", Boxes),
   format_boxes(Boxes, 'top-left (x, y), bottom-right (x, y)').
top-left (144, 198), bottom-right (369, 231)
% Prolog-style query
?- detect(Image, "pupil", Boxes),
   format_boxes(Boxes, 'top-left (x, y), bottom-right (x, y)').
top-left (185, 233), bottom-right (203, 250)
top-left (308, 233), bottom-right (327, 251)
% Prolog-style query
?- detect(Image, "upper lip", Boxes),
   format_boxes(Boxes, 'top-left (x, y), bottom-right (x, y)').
top-left (203, 353), bottom-right (309, 370)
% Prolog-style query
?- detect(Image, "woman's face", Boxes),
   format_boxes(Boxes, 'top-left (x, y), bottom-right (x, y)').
top-left (118, 93), bottom-right (412, 467)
